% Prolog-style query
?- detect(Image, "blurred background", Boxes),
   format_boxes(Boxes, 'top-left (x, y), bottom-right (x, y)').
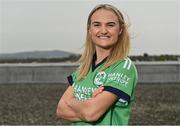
top-left (0, 0), bottom-right (179, 55)
top-left (0, 0), bottom-right (180, 125)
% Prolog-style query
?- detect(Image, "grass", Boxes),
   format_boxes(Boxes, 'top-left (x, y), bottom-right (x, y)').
top-left (0, 83), bottom-right (179, 125)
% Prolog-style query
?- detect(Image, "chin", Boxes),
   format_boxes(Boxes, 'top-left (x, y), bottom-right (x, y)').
top-left (98, 45), bottom-right (114, 50)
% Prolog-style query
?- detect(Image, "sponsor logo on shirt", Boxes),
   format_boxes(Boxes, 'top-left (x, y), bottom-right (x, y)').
top-left (107, 72), bottom-right (130, 87)
top-left (94, 71), bottom-right (130, 87)
top-left (73, 84), bottom-right (97, 100)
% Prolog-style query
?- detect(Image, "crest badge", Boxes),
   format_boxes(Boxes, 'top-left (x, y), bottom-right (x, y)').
top-left (94, 71), bottom-right (107, 86)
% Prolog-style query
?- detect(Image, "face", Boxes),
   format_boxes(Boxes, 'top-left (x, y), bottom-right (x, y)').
top-left (89, 9), bottom-right (121, 50)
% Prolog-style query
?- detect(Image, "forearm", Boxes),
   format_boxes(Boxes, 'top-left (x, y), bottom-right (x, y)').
top-left (66, 91), bottom-right (118, 122)
top-left (66, 98), bottom-right (94, 121)
top-left (67, 87), bottom-right (104, 116)
top-left (56, 98), bottom-right (82, 121)
top-left (58, 104), bottom-right (81, 121)
top-left (56, 86), bottom-right (83, 121)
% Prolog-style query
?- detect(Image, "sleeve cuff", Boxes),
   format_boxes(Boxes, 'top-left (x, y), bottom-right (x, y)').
top-left (103, 86), bottom-right (130, 103)
top-left (67, 75), bottom-right (74, 85)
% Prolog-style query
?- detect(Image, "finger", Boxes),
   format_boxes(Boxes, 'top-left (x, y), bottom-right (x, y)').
top-left (92, 86), bottom-right (104, 97)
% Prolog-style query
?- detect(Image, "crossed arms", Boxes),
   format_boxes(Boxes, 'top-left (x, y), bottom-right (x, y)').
top-left (56, 86), bottom-right (118, 122)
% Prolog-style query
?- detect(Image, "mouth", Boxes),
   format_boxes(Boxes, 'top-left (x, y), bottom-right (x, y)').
top-left (97, 35), bottom-right (111, 39)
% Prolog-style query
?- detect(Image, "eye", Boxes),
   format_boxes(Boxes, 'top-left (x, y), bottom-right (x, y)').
top-left (93, 23), bottom-right (100, 27)
top-left (107, 22), bottom-right (116, 27)
top-left (108, 24), bottom-right (115, 27)
top-left (91, 21), bottom-right (101, 27)
top-left (107, 23), bottom-right (115, 27)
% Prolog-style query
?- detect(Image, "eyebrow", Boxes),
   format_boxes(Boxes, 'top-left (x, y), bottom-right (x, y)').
top-left (91, 21), bottom-right (100, 24)
top-left (91, 21), bottom-right (117, 25)
top-left (107, 22), bottom-right (116, 25)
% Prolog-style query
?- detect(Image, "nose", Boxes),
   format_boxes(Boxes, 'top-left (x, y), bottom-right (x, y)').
top-left (100, 26), bottom-right (108, 34)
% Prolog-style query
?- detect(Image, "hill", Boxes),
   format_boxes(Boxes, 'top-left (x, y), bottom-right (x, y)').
top-left (0, 50), bottom-right (73, 60)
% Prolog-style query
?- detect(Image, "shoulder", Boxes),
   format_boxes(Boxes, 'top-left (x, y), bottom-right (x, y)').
top-left (107, 57), bottom-right (138, 80)
top-left (71, 68), bottom-right (80, 77)
top-left (112, 57), bottom-right (136, 72)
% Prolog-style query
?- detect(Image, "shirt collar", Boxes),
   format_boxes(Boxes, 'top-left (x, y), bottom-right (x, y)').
top-left (92, 53), bottom-right (108, 72)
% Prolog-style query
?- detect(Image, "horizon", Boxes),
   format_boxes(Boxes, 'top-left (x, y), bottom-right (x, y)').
top-left (0, 49), bottom-right (180, 56)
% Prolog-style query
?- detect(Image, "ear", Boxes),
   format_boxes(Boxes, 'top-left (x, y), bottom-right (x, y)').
top-left (88, 28), bottom-right (92, 35)
top-left (119, 28), bottom-right (123, 35)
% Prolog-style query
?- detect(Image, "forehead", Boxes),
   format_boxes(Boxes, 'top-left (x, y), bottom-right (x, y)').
top-left (90, 9), bottom-right (119, 23)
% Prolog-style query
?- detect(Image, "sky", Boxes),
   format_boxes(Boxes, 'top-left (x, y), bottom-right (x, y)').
top-left (0, 0), bottom-right (180, 55)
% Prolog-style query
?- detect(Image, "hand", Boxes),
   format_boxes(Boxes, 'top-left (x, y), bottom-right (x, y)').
top-left (92, 86), bottom-right (104, 98)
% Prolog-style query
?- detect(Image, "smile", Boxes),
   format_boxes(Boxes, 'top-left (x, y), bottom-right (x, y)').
top-left (98, 36), bottom-right (110, 39)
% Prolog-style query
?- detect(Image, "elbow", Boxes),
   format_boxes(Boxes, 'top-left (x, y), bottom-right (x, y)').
top-left (56, 106), bottom-right (64, 119)
top-left (56, 107), bottom-right (62, 118)
top-left (82, 110), bottom-right (101, 122)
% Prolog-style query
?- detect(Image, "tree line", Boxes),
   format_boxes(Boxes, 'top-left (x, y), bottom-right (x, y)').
top-left (0, 53), bottom-right (179, 63)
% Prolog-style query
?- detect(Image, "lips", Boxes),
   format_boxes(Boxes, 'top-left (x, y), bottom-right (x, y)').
top-left (97, 35), bottom-right (110, 39)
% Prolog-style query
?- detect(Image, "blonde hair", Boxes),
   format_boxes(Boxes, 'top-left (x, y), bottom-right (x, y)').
top-left (77, 4), bottom-right (130, 81)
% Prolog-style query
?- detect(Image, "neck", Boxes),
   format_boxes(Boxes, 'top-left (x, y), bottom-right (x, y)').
top-left (95, 47), bottom-right (111, 65)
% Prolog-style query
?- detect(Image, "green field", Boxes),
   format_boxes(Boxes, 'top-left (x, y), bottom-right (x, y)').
top-left (0, 83), bottom-right (179, 125)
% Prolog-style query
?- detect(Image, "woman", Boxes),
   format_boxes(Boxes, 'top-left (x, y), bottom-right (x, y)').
top-left (56, 4), bottom-right (138, 125)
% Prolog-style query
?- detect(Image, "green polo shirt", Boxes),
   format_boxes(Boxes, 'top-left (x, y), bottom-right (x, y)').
top-left (67, 56), bottom-right (138, 125)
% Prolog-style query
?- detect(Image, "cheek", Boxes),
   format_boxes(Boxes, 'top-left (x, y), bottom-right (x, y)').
top-left (111, 29), bottom-right (120, 38)
top-left (113, 27), bottom-right (121, 35)
top-left (89, 28), bottom-right (98, 36)
top-left (88, 30), bottom-right (97, 42)
top-left (111, 29), bottom-right (120, 42)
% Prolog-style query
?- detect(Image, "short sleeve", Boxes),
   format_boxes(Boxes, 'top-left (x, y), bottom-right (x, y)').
top-left (67, 71), bottom-right (78, 86)
top-left (103, 58), bottom-right (138, 104)
top-left (67, 75), bottom-right (74, 85)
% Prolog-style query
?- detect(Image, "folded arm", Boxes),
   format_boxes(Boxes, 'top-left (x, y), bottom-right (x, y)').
top-left (56, 85), bottom-right (118, 122)
top-left (56, 86), bottom-right (81, 121)
top-left (66, 90), bottom-right (118, 122)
